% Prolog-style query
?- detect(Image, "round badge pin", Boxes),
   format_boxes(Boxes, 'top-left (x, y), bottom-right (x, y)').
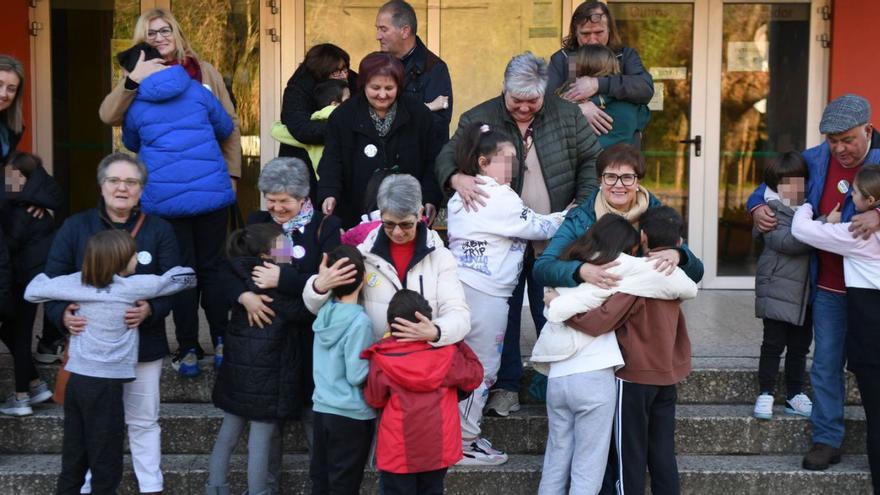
top-left (837, 179), bottom-right (850, 194)
top-left (364, 144), bottom-right (378, 158)
top-left (367, 272), bottom-right (381, 287)
top-left (292, 245), bottom-right (306, 259)
top-left (137, 251), bottom-right (153, 265)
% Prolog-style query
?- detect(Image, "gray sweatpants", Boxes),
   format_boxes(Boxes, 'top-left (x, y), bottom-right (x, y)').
top-left (538, 367), bottom-right (617, 495)
top-left (459, 283), bottom-right (509, 439)
top-left (207, 412), bottom-right (277, 495)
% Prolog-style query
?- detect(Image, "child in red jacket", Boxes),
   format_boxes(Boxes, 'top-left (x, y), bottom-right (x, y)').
top-left (362, 289), bottom-right (483, 494)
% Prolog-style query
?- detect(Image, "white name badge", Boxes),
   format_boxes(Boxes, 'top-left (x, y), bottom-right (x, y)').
top-left (137, 251), bottom-right (153, 265)
top-left (364, 144), bottom-right (378, 158)
top-left (837, 179), bottom-right (850, 194)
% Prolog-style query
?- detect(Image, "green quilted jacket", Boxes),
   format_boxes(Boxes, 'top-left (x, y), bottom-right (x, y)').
top-left (435, 94), bottom-right (602, 212)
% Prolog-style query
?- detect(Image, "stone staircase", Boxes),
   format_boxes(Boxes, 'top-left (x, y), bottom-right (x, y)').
top-left (0, 356), bottom-right (872, 494)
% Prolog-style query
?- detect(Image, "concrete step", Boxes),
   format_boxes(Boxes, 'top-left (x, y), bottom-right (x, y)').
top-left (2, 357), bottom-right (862, 406)
top-left (0, 454), bottom-right (871, 495)
top-left (2, 403), bottom-right (867, 457)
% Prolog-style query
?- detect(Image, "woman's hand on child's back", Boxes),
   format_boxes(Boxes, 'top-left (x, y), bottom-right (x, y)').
top-left (647, 249), bottom-right (682, 276)
top-left (124, 300), bottom-right (152, 329)
top-left (850, 209), bottom-right (880, 240)
top-left (577, 101), bottom-right (613, 136)
top-left (252, 262), bottom-right (281, 290)
top-left (449, 174), bottom-right (489, 212)
top-left (239, 291), bottom-right (275, 329)
top-left (578, 261), bottom-right (621, 289)
top-left (63, 303), bottom-right (87, 335)
top-left (313, 253), bottom-right (357, 294)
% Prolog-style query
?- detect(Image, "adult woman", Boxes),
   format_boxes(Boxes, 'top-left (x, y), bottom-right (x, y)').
top-left (279, 43), bottom-right (358, 195)
top-left (547, 1), bottom-right (654, 140)
top-left (43, 152), bottom-right (180, 495)
top-left (318, 52), bottom-right (442, 229)
top-left (0, 55), bottom-right (25, 164)
top-left (99, 8), bottom-right (242, 375)
top-left (305, 174), bottom-right (470, 348)
top-left (534, 143), bottom-right (703, 291)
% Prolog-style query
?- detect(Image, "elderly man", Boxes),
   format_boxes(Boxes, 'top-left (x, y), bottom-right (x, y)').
top-left (749, 94), bottom-right (880, 471)
top-left (435, 51), bottom-right (602, 420)
top-left (376, 0), bottom-right (453, 139)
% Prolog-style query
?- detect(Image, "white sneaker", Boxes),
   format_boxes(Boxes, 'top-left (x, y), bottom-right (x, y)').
top-left (457, 437), bottom-right (509, 466)
top-left (0, 394), bottom-right (33, 417)
top-left (785, 393), bottom-right (813, 417)
top-left (753, 393), bottom-right (774, 420)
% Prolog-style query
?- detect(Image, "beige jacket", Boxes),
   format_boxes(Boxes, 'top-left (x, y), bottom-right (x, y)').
top-left (303, 227), bottom-right (471, 347)
top-left (98, 59), bottom-right (242, 178)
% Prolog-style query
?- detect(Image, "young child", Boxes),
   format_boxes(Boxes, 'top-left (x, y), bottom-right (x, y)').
top-left (310, 244), bottom-right (375, 495)
top-left (753, 152), bottom-right (814, 420)
top-left (533, 211), bottom-right (697, 494)
top-left (208, 223), bottom-right (303, 495)
top-left (0, 152), bottom-right (64, 416)
top-left (564, 44), bottom-right (648, 148)
top-left (23, 229), bottom-right (194, 494)
top-left (563, 206), bottom-right (698, 495)
top-left (272, 79), bottom-right (350, 178)
top-left (362, 289), bottom-right (483, 494)
top-left (792, 164), bottom-right (880, 493)
top-left (446, 121), bottom-right (566, 465)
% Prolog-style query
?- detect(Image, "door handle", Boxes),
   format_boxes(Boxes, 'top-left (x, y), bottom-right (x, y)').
top-left (679, 135), bottom-right (702, 157)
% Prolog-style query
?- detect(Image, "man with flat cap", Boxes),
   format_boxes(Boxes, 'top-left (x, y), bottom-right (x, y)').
top-left (749, 93), bottom-right (880, 471)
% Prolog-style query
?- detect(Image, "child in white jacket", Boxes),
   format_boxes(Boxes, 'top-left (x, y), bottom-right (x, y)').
top-left (534, 210), bottom-right (697, 495)
top-left (791, 164), bottom-right (880, 493)
top-left (447, 122), bottom-right (566, 465)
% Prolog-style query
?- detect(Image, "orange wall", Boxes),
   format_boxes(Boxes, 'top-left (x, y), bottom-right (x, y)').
top-left (829, 0), bottom-right (880, 115)
top-left (0, 1), bottom-right (32, 152)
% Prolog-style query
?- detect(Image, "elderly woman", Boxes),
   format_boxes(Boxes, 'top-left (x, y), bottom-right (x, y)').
top-left (318, 51), bottom-right (442, 228)
top-left (42, 152), bottom-right (180, 495)
top-left (435, 51), bottom-right (602, 417)
top-left (99, 8), bottom-right (241, 377)
top-left (548, 1), bottom-right (654, 140)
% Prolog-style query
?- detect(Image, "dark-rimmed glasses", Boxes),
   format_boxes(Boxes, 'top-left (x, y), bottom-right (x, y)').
top-left (147, 27), bottom-right (173, 40)
top-left (601, 173), bottom-right (637, 187)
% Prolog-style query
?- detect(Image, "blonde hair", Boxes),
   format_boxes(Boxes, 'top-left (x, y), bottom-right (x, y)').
top-left (132, 8), bottom-right (196, 62)
top-left (0, 55), bottom-right (25, 133)
top-left (573, 44), bottom-right (620, 79)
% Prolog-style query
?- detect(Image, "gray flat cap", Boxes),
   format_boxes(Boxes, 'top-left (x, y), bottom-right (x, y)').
top-left (820, 94), bottom-right (871, 134)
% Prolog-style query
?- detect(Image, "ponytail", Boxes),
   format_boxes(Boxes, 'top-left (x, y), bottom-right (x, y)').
top-left (454, 122), bottom-right (514, 176)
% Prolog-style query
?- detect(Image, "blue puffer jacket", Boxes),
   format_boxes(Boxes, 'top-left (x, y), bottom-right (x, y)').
top-left (123, 65), bottom-right (235, 218)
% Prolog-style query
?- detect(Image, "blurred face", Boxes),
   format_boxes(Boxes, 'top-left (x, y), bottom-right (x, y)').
top-left (381, 211), bottom-right (420, 244)
top-left (375, 11), bottom-right (407, 57)
top-left (268, 234), bottom-right (294, 264)
top-left (576, 13), bottom-right (610, 47)
top-left (826, 124), bottom-right (872, 168)
top-left (480, 142), bottom-right (517, 185)
top-left (504, 92), bottom-right (544, 124)
top-left (365, 75), bottom-right (398, 116)
top-left (776, 176), bottom-right (806, 207)
top-left (600, 163), bottom-right (640, 210)
top-left (0, 70), bottom-right (20, 112)
top-left (264, 192), bottom-right (305, 224)
top-left (852, 179), bottom-right (878, 212)
top-left (146, 18), bottom-right (177, 60)
top-left (101, 161), bottom-right (143, 217)
top-left (4, 167), bottom-right (26, 193)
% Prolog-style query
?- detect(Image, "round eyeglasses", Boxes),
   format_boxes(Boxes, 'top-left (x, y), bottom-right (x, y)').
top-left (147, 27), bottom-right (173, 40)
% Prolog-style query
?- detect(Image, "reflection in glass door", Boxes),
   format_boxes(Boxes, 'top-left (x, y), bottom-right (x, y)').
top-left (715, 3), bottom-right (810, 276)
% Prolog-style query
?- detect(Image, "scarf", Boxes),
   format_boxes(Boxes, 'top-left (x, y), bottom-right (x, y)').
top-left (279, 198), bottom-right (314, 239)
top-left (166, 56), bottom-right (203, 83)
top-left (369, 101), bottom-right (398, 137)
top-left (593, 185), bottom-right (651, 225)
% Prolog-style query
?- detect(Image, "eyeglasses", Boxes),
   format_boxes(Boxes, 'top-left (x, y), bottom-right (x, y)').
top-left (581, 13), bottom-right (607, 23)
top-left (329, 67), bottom-right (349, 79)
top-left (147, 27), bottom-right (173, 40)
top-left (601, 173), bottom-right (637, 187)
top-left (103, 177), bottom-right (143, 188)
top-left (382, 219), bottom-right (417, 232)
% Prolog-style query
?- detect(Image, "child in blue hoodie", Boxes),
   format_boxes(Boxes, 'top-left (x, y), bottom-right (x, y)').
top-left (310, 244), bottom-right (376, 494)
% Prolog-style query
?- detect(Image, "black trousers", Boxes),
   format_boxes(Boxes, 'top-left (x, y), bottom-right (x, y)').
top-left (56, 373), bottom-right (126, 495)
top-left (380, 468), bottom-right (447, 495)
top-left (853, 369), bottom-right (880, 494)
top-left (167, 206), bottom-right (230, 353)
top-left (0, 283), bottom-right (40, 392)
top-left (757, 314), bottom-right (813, 397)
top-left (309, 411), bottom-right (374, 495)
top-left (600, 381), bottom-right (680, 495)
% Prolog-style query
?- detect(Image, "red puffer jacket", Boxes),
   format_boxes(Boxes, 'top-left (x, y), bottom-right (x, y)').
top-left (362, 338), bottom-right (483, 473)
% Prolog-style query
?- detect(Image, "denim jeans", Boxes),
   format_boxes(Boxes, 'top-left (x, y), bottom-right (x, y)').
top-left (810, 289), bottom-right (848, 447)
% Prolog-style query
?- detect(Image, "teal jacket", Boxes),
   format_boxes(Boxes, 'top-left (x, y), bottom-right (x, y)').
top-left (591, 95), bottom-right (650, 149)
top-left (533, 190), bottom-right (705, 288)
top-left (312, 300), bottom-right (376, 420)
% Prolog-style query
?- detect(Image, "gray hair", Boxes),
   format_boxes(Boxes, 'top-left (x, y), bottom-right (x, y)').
top-left (380, 0), bottom-right (418, 35)
top-left (258, 157), bottom-right (310, 199)
top-left (96, 152), bottom-right (148, 186)
top-left (503, 52), bottom-right (548, 99)
top-left (377, 174), bottom-right (422, 217)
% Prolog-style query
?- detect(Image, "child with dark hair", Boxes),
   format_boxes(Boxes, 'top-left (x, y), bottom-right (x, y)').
top-left (309, 244), bottom-right (376, 494)
top-left (23, 229), bottom-right (193, 494)
top-left (362, 289), bottom-right (483, 494)
top-left (534, 212), bottom-right (697, 494)
top-left (272, 79), bottom-right (351, 179)
top-left (750, 151), bottom-right (814, 420)
top-left (0, 151), bottom-right (64, 416)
